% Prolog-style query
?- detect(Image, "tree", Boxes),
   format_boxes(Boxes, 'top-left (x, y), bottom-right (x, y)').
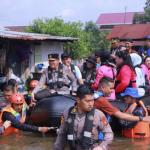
top-left (134, 0), bottom-right (150, 24)
top-left (26, 18), bottom-right (110, 59)
top-left (27, 18), bottom-right (91, 59)
top-left (145, 0), bottom-right (150, 9)
top-left (84, 21), bottom-right (110, 52)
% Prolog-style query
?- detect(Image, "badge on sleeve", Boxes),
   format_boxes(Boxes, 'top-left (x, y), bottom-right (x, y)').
top-left (101, 116), bottom-right (108, 126)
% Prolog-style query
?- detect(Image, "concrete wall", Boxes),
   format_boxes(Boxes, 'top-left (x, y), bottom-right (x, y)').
top-left (30, 41), bottom-right (64, 71)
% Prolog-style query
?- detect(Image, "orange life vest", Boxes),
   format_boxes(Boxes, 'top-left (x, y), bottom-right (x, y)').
top-left (122, 102), bottom-right (150, 138)
top-left (0, 103), bottom-right (27, 136)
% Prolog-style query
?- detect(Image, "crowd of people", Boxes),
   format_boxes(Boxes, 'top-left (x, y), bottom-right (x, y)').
top-left (0, 37), bottom-right (150, 150)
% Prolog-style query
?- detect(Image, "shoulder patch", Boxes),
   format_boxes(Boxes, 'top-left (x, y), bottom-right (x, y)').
top-left (101, 116), bottom-right (108, 126)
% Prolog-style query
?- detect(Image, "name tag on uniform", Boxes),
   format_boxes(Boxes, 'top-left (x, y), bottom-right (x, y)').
top-left (67, 134), bottom-right (74, 140)
top-left (84, 131), bottom-right (92, 137)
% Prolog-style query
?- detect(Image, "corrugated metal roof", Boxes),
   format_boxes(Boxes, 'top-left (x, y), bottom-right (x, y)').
top-left (96, 12), bottom-right (143, 25)
top-left (0, 27), bottom-right (78, 41)
top-left (107, 24), bottom-right (150, 40)
top-left (6, 26), bottom-right (27, 32)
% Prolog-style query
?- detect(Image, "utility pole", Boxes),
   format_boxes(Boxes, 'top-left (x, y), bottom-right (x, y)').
top-left (124, 6), bottom-right (127, 24)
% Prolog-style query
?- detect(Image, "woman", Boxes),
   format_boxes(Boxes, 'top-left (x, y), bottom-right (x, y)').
top-left (115, 51), bottom-right (136, 97)
top-left (92, 51), bottom-right (116, 100)
top-left (81, 56), bottom-right (96, 87)
top-left (141, 56), bottom-right (150, 95)
top-left (130, 53), bottom-right (145, 89)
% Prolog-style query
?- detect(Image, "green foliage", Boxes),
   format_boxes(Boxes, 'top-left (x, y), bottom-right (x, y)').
top-left (133, 1), bottom-right (150, 24)
top-left (145, 0), bottom-right (150, 9)
top-left (84, 21), bottom-right (110, 52)
top-left (26, 18), bottom-right (110, 59)
top-left (144, 8), bottom-right (150, 22)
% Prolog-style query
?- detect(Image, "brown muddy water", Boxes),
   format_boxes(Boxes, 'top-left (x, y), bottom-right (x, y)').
top-left (0, 132), bottom-right (150, 150)
top-left (0, 94), bottom-right (150, 150)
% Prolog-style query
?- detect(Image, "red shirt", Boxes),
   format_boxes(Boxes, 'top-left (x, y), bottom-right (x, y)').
top-left (94, 97), bottom-right (118, 116)
top-left (115, 65), bottom-right (136, 94)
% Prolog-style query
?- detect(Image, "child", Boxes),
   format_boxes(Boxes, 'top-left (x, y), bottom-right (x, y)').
top-left (120, 88), bottom-right (148, 128)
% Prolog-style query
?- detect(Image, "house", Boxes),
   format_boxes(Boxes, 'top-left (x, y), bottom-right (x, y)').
top-left (0, 27), bottom-right (78, 77)
top-left (6, 26), bottom-right (27, 32)
top-left (96, 12), bottom-right (143, 30)
top-left (107, 24), bottom-right (150, 49)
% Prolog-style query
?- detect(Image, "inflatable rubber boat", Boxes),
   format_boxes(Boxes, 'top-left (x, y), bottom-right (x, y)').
top-left (29, 94), bottom-right (76, 127)
top-left (30, 94), bottom-right (150, 128)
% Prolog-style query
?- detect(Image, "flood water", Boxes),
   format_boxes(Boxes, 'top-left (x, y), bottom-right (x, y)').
top-left (1, 132), bottom-right (150, 150)
top-left (1, 93), bottom-right (150, 150)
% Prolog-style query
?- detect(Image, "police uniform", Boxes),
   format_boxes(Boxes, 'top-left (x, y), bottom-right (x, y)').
top-left (54, 107), bottom-right (113, 150)
top-left (110, 39), bottom-right (119, 53)
top-left (33, 54), bottom-right (73, 95)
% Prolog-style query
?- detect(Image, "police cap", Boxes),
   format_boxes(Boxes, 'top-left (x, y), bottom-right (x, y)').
top-left (125, 38), bottom-right (133, 43)
top-left (111, 38), bottom-right (120, 44)
top-left (48, 53), bottom-right (59, 60)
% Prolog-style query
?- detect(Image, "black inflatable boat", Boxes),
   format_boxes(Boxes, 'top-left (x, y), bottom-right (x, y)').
top-left (30, 95), bottom-right (76, 127)
top-left (29, 95), bottom-right (150, 128)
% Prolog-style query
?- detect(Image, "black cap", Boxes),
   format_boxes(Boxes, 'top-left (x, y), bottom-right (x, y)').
top-left (125, 39), bottom-right (133, 43)
top-left (94, 51), bottom-right (102, 57)
top-left (48, 53), bottom-right (59, 60)
top-left (86, 56), bottom-right (96, 65)
top-left (61, 53), bottom-right (71, 60)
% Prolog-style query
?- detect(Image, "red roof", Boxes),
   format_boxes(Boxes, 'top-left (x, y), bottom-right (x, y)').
top-left (96, 12), bottom-right (142, 25)
top-left (6, 26), bottom-right (27, 32)
top-left (107, 24), bottom-right (150, 40)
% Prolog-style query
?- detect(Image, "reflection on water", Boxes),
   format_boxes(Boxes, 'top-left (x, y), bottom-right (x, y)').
top-left (1, 132), bottom-right (150, 150)
top-left (0, 132), bottom-right (55, 150)
top-left (110, 137), bottom-right (150, 150)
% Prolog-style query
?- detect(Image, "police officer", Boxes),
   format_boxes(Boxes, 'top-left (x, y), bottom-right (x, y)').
top-left (110, 38), bottom-right (121, 54)
top-left (54, 85), bottom-right (113, 150)
top-left (125, 39), bottom-right (137, 54)
top-left (110, 38), bottom-right (126, 61)
top-left (32, 53), bottom-right (73, 95)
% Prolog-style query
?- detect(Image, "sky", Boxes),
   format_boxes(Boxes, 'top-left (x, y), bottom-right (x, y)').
top-left (0, 0), bottom-right (146, 26)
